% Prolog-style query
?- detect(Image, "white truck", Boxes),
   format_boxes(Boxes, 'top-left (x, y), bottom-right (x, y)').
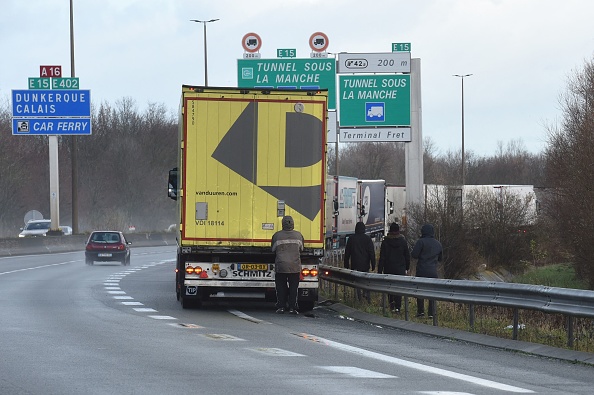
top-left (325, 176), bottom-right (358, 248)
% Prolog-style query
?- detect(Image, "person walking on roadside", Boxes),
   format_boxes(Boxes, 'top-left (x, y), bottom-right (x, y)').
top-left (411, 223), bottom-right (443, 318)
top-left (271, 215), bottom-right (303, 315)
top-left (344, 221), bottom-right (376, 302)
top-left (378, 223), bottom-right (410, 313)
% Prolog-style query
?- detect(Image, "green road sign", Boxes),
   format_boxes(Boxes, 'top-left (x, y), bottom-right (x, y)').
top-left (28, 78), bottom-right (50, 89)
top-left (392, 42), bottom-right (411, 52)
top-left (237, 58), bottom-right (336, 109)
top-left (51, 78), bottom-right (80, 90)
top-left (339, 75), bottom-right (410, 127)
top-left (277, 48), bottom-right (296, 58)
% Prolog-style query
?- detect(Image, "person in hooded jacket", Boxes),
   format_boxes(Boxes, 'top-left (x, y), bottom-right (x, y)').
top-left (271, 215), bottom-right (303, 314)
top-left (378, 223), bottom-right (410, 313)
top-left (344, 221), bottom-right (376, 302)
top-left (411, 223), bottom-right (443, 318)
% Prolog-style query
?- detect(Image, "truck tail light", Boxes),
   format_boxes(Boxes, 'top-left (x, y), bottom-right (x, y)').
top-left (186, 266), bottom-right (203, 275)
top-left (301, 268), bottom-right (318, 277)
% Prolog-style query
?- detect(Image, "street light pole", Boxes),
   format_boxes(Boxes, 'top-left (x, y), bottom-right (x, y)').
top-left (70, 0), bottom-right (79, 234)
top-left (453, 74), bottom-right (472, 186)
top-left (190, 19), bottom-right (219, 86)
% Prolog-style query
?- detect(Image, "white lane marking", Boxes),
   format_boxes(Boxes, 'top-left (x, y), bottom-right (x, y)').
top-left (0, 261), bottom-right (73, 276)
top-left (319, 366), bottom-right (395, 378)
top-left (103, 261), bottom-right (181, 322)
top-left (228, 309), bottom-right (271, 324)
top-left (0, 252), bottom-right (79, 260)
top-left (203, 334), bottom-right (245, 341)
top-left (248, 348), bottom-right (305, 357)
top-left (298, 334), bottom-right (534, 393)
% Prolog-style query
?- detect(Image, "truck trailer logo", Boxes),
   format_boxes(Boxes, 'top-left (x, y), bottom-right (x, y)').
top-left (211, 101), bottom-right (324, 221)
top-left (365, 102), bottom-right (385, 122)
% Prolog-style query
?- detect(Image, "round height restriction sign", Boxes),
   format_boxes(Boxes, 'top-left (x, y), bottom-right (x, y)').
top-left (309, 32), bottom-right (329, 52)
top-left (242, 32), bottom-right (262, 53)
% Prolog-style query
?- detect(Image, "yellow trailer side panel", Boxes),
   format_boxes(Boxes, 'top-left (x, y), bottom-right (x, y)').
top-left (181, 88), bottom-right (327, 248)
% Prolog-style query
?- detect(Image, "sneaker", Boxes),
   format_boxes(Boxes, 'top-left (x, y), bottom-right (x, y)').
top-left (391, 308), bottom-right (400, 313)
top-left (288, 309), bottom-right (299, 315)
top-left (275, 308), bottom-right (285, 314)
top-left (427, 315), bottom-right (433, 319)
top-left (416, 312), bottom-right (425, 318)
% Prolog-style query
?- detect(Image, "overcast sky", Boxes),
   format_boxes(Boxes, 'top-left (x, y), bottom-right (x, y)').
top-left (2, 0), bottom-right (593, 156)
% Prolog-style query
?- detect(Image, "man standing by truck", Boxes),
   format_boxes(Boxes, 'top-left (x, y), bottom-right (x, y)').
top-left (344, 221), bottom-right (376, 302)
top-left (272, 216), bottom-right (304, 314)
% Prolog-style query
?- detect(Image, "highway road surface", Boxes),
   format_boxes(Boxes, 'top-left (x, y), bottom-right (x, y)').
top-left (1, 246), bottom-right (592, 394)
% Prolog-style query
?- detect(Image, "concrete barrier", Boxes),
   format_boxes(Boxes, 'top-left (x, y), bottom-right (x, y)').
top-left (0, 233), bottom-right (177, 257)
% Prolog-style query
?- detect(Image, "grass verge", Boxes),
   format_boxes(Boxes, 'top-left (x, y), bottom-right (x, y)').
top-left (320, 279), bottom-right (594, 353)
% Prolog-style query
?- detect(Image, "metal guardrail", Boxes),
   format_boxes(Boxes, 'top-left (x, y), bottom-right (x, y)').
top-left (320, 247), bottom-right (594, 347)
top-left (319, 265), bottom-right (594, 318)
top-left (0, 233), bottom-right (177, 257)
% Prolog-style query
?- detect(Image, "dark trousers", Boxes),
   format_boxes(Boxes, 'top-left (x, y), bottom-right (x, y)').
top-left (416, 271), bottom-right (437, 315)
top-left (389, 294), bottom-right (402, 310)
top-left (275, 272), bottom-right (300, 310)
top-left (416, 298), bottom-right (435, 315)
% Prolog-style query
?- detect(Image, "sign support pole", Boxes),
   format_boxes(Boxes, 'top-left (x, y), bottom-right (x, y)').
top-left (70, 0), bottom-right (79, 234)
top-left (405, 58), bottom-right (424, 214)
top-left (49, 136), bottom-right (61, 233)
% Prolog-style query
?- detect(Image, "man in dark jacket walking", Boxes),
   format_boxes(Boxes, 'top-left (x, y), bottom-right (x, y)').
top-left (411, 223), bottom-right (443, 318)
top-left (344, 221), bottom-right (376, 301)
top-left (378, 223), bottom-right (410, 313)
top-left (272, 216), bottom-right (303, 315)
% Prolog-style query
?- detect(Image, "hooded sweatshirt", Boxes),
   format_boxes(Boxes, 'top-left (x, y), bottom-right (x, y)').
top-left (378, 231), bottom-right (410, 275)
top-left (411, 223), bottom-right (443, 278)
top-left (344, 222), bottom-right (376, 272)
top-left (271, 216), bottom-right (303, 273)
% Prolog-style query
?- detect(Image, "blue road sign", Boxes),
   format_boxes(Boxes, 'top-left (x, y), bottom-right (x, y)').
top-left (12, 118), bottom-right (92, 135)
top-left (11, 89), bottom-right (91, 117)
top-left (365, 102), bottom-right (385, 122)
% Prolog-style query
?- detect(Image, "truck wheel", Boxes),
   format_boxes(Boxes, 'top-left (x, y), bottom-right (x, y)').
top-left (298, 301), bottom-right (315, 312)
top-left (181, 296), bottom-right (201, 309)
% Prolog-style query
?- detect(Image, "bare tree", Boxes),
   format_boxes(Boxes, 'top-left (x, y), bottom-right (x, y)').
top-left (337, 142), bottom-right (405, 183)
top-left (545, 56), bottom-right (594, 288)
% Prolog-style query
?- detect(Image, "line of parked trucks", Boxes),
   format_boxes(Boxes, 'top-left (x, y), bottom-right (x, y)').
top-left (325, 176), bottom-right (405, 249)
top-left (167, 86), bottom-right (538, 310)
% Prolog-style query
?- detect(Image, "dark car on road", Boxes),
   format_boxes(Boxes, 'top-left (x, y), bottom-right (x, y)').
top-left (85, 231), bottom-right (131, 265)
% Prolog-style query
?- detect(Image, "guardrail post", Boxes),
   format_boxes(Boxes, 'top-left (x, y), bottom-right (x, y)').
top-left (566, 315), bottom-right (574, 348)
top-left (512, 308), bottom-right (519, 340)
top-left (381, 293), bottom-right (386, 315)
top-left (431, 300), bottom-right (437, 326)
top-left (404, 297), bottom-right (409, 321)
top-left (469, 303), bottom-right (475, 330)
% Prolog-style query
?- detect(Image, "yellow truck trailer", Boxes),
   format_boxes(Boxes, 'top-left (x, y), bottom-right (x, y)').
top-left (168, 86), bottom-right (327, 310)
